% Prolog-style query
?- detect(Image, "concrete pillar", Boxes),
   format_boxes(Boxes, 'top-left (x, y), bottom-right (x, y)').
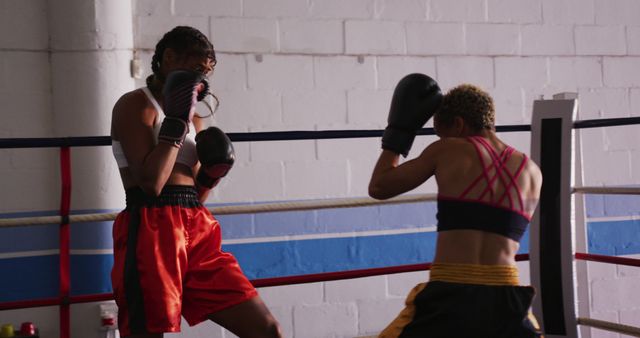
top-left (48, 0), bottom-right (135, 209)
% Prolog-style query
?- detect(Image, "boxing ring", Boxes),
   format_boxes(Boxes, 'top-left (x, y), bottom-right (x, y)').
top-left (1, 94), bottom-right (640, 338)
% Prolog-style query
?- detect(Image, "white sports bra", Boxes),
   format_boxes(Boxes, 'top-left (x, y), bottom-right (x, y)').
top-left (112, 87), bottom-right (198, 169)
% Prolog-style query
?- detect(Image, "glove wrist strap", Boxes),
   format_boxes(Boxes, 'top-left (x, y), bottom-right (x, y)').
top-left (381, 127), bottom-right (416, 157)
top-left (158, 117), bottom-right (188, 148)
top-left (196, 170), bottom-right (219, 189)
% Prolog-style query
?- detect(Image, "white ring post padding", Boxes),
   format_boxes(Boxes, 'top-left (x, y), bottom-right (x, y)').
top-left (530, 95), bottom-right (579, 338)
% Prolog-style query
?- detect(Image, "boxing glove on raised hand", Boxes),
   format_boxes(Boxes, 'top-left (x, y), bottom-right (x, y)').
top-left (381, 73), bottom-right (443, 157)
top-left (158, 70), bottom-right (206, 147)
top-left (195, 126), bottom-right (235, 189)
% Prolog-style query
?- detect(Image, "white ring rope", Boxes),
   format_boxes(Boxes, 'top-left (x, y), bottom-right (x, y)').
top-left (0, 194), bottom-right (437, 228)
top-left (573, 186), bottom-right (640, 195)
top-left (578, 317), bottom-right (640, 337)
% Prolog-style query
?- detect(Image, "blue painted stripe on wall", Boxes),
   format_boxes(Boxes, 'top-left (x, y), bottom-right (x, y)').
top-left (585, 194), bottom-right (640, 218)
top-left (0, 255), bottom-right (114, 301)
top-left (0, 228), bottom-right (532, 301)
top-left (588, 219), bottom-right (640, 255)
top-left (70, 221), bottom-right (116, 250)
top-left (0, 224), bottom-right (59, 254)
top-left (227, 231), bottom-right (439, 279)
top-left (0, 255), bottom-right (59, 302)
top-left (70, 255), bottom-right (114, 296)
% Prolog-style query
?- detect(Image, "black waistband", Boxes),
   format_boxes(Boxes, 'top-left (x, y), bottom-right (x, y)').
top-left (125, 185), bottom-right (200, 209)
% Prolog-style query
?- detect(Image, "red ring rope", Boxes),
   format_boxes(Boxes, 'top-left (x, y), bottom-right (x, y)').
top-left (575, 252), bottom-right (640, 267)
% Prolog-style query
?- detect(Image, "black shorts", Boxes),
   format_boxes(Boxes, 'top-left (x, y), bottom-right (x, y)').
top-left (380, 263), bottom-right (542, 338)
top-left (397, 281), bottom-right (540, 338)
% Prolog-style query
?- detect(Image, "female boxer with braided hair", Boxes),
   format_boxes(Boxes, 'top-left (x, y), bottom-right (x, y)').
top-left (369, 78), bottom-right (543, 337)
top-left (110, 26), bottom-right (282, 338)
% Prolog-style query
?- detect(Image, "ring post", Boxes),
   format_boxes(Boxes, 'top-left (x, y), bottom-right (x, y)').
top-left (530, 93), bottom-right (579, 338)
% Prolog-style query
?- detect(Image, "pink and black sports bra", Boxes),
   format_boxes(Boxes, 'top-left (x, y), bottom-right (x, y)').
top-left (436, 136), bottom-right (531, 242)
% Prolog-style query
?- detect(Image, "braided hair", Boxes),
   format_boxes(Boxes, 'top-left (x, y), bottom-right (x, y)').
top-left (145, 26), bottom-right (216, 94)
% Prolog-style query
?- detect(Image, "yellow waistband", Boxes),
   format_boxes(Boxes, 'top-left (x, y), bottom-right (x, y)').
top-left (429, 263), bottom-right (520, 286)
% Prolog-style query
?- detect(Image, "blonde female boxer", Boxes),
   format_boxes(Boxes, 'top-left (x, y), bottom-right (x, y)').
top-left (370, 76), bottom-right (543, 338)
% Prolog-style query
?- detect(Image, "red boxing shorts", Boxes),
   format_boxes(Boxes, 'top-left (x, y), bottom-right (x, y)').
top-left (111, 185), bottom-right (257, 336)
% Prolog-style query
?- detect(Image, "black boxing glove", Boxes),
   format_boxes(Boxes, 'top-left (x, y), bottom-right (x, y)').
top-left (195, 127), bottom-right (235, 189)
top-left (158, 70), bottom-right (206, 147)
top-left (381, 73), bottom-right (443, 157)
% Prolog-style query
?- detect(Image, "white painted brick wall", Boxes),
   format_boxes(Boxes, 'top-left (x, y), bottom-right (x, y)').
top-left (213, 89), bottom-right (282, 131)
top-left (308, 0), bottom-right (374, 19)
top-left (175, 0), bottom-right (241, 17)
top-left (406, 22), bottom-right (465, 55)
top-left (466, 24), bottom-right (521, 55)
top-left (595, 0), bottom-right (640, 25)
top-left (487, 0), bottom-right (542, 24)
top-left (437, 57), bottom-right (494, 90)
top-left (346, 89), bottom-right (392, 128)
top-left (549, 57), bottom-right (603, 90)
top-left (294, 303), bottom-right (359, 337)
top-left (243, 0), bottom-right (309, 18)
top-left (491, 87), bottom-right (526, 121)
top-left (251, 140), bottom-right (317, 163)
top-left (357, 298), bottom-right (406, 335)
top-left (541, 0), bottom-right (595, 25)
top-left (575, 26), bottom-right (627, 56)
top-left (374, 0), bottom-right (428, 21)
top-left (521, 25), bottom-right (574, 56)
top-left (376, 56), bottom-right (437, 90)
top-left (347, 154), bottom-right (386, 196)
top-left (0, 0), bottom-right (48, 49)
top-left (260, 282), bottom-right (325, 307)
top-left (210, 54), bottom-right (248, 91)
top-left (592, 278), bottom-right (623, 311)
top-left (578, 88), bottom-right (631, 119)
top-left (631, 89), bottom-right (640, 116)
top-left (495, 57), bottom-right (549, 89)
top-left (248, 55), bottom-right (314, 90)
top-left (315, 56), bottom-right (377, 90)
top-left (214, 162), bottom-right (285, 203)
top-left (281, 19), bottom-right (344, 54)
top-left (135, 0), bottom-right (172, 17)
top-left (284, 160), bottom-right (350, 199)
top-left (387, 271), bottom-right (428, 296)
top-left (633, 151), bottom-right (640, 182)
top-left (604, 127), bottom-right (640, 152)
top-left (211, 18), bottom-right (278, 53)
top-left (346, 20), bottom-right (406, 55)
top-left (628, 27), bottom-right (640, 55)
top-left (603, 57), bottom-right (640, 87)
top-left (282, 89), bottom-right (348, 129)
top-left (429, 0), bottom-right (486, 23)
top-left (135, 15), bottom-right (209, 49)
top-left (325, 276), bottom-right (387, 302)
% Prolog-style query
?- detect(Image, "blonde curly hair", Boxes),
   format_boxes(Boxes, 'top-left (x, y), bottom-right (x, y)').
top-left (435, 84), bottom-right (495, 131)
